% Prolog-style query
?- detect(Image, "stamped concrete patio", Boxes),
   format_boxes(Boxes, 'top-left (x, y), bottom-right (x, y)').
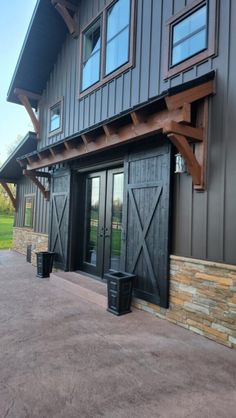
top-left (0, 250), bottom-right (236, 418)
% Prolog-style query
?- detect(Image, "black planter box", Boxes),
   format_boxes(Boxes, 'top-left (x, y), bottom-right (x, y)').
top-left (105, 271), bottom-right (135, 316)
top-left (36, 252), bottom-right (54, 278)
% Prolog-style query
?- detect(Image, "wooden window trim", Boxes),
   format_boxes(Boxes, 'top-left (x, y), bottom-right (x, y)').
top-left (164, 0), bottom-right (218, 79)
top-left (23, 194), bottom-right (35, 229)
top-left (48, 97), bottom-right (64, 138)
top-left (78, 0), bottom-right (136, 99)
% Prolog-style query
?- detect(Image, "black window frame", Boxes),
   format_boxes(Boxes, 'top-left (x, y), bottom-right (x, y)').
top-left (48, 98), bottom-right (63, 137)
top-left (79, 0), bottom-right (136, 98)
top-left (164, 0), bottom-right (218, 79)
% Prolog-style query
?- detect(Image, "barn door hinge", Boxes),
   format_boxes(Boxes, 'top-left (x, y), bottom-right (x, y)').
top-left (0, 181), bottom-right (16, 210)
top-left (51, 0), bottom-right (79, 38)
top-left (23, 170), bottom-right (51, 201)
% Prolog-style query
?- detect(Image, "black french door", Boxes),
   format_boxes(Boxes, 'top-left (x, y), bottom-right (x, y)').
top-left (82, 167), bottom-right (124, 278)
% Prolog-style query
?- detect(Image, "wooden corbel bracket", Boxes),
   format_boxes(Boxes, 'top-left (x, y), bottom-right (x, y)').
top-left (0, 181), bottom-right (16, 209)
top-left (14, 88), bottom-right (41, 137)
top-left (167, 133), bottom-right (202, 187)
top-left (23, 170), bottom-right (50, 201)
top-left (52, 0), bottom-right (79, 38)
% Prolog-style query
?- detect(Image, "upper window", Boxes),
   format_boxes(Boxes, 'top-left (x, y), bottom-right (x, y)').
top-left (105, 0), bottom-right (131, 76)
top-left (82, 18), bottom-right (101, 91)
top-left (49, 99), bottom-right (63, 135)
top-left (24, 196), bottom-right (34, 228)
top-left (80, 0), bottom-right (134, 95)
top-left (164, 0), bottom-right (217, 78)
top-left (171, 5), bottom-right (207, 66)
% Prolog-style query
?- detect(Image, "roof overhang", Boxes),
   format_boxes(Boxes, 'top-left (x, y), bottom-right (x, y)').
top-left (0, 132), bottom-right (37, 182)
top-left (7, 0), bottom-right (74, 109)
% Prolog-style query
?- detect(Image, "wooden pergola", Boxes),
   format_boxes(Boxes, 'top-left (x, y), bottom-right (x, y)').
top-left (17, 77), bottom-right (215, 197)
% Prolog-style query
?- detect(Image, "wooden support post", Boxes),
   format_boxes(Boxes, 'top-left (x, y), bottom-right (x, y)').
top-left (14, 89), bottom-right (40, 136)
top-left (23, 171), bottom-right (50, 200)
top-left (52, 0), bottom-right (78, 38)
top-left (0, 181), bottom-right (16, 209)
top-left (168, 133), bottom-right (202, 187)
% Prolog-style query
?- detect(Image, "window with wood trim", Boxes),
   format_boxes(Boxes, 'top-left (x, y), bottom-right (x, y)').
top-left (80, 0), bottom-right (135, 96)
top-left (164, 0), bottom-right (217, 78)
top-left (49, 99), bottom-right (63, 136)
top-left (24, 195), bottom-right (34, 228)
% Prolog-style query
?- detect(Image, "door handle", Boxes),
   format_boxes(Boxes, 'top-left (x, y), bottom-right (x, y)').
top-left (105, 227), bottom-right (110, 238)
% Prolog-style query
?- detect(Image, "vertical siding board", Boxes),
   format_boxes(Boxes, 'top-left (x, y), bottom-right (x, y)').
top-left (139, 0), bottom-right (152, 103)
top-left (115, 75), bottom-right (123, 115)
top-left (131, 0), bottom-right (143, 107)
top-left (95, 89), bottom-right (102, 124)
top-left (206, 1), bottom-right (230, 261)
top-left (101, 85), bottom-right (109, 121)
top-left (108, 80), bottom-right (116, 118)
top-left (223, 0), bottom-right (236, 264)
top-left (149, 0), bottom-right (163, 98)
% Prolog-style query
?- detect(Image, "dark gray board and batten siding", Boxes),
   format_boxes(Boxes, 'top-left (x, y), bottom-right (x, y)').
top-left (37, 0), bottom-right (236, 265)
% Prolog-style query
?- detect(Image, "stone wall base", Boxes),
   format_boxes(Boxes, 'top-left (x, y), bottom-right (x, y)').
top-left (12, 227), bottom-right (48, 267)
top-left (133, 255), bottom-right (236, 349)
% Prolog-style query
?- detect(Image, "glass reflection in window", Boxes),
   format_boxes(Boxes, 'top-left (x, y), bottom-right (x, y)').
top-left (105, 0), bottom-right (130, 76)
top-left (82, 19), bottom-right (101, 91)
top-left (85, 177), bottom-right (100, 265)
top-left (171, 5), bottom-right (207, 66)
top-left (110, 173), bottom-right (124, 270)
top-left (50, 102), bottom-right (62, 132)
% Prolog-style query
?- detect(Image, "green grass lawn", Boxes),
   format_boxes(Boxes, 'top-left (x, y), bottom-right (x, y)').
top-left (0, 214), bottom-right (14, 249)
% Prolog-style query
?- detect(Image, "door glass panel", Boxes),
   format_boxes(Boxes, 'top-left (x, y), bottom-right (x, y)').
top-left (85, 177), bottom-right (100, 265)
top-left (110, 172), bottom-right (124, 270)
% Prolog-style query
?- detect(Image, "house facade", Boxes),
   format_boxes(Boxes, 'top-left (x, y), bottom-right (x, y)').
top-left (1, 0), bottom-right (236, 347)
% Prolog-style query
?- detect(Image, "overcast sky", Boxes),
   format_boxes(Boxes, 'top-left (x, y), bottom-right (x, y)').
top-left (0, 1), bottom-right (37, 165)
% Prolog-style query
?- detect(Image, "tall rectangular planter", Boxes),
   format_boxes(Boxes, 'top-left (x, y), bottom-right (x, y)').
top-left (105, 271), bottom-right (135, 316)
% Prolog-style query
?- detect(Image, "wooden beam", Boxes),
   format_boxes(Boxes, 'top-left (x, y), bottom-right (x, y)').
top-left (51, 0), bottom-right (77, 12)
top-left (23, 170), bottom-right (50, 179)
top-left (163, 121), bottom-right (203, 141)
top-left (23, 172), bottom-right (50, 200)
top-left (15, 92), bottom-right (40, 135)
top-left (25, 106), bottom-right (189, 171)
top-left (130, 111), bottom-right (146, 126)
top-left (0, 181), bottom-right (16, 209)
top-left (14, 88), bottom-right (41, 102)
top-left (52, 2), bottom-right (78, 38)
top-left (168, 133), bottom-right (202, 187)
top-left (103, 124), bottom-right (117, 137)
top-left (165, 80), bottom-right (215, 111)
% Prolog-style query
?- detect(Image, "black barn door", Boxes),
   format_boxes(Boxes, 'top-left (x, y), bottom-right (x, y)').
top-left (49, 169), bottom-right (71, 270)
top-left (123, 141), bottom-right (171, 308)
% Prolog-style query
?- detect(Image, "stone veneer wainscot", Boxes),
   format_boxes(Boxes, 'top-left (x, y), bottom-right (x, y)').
top-left (133, 255), bottom-right (236, 349)
top-left (12, 227), bottom-right (48, 267)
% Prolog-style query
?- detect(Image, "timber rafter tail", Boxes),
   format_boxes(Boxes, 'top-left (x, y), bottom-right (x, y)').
top-left (18, 79), bottom-right (215, 191)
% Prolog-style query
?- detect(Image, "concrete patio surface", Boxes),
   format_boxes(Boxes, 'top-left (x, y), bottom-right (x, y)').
top-left (0, 250), bottom-right (236, 418)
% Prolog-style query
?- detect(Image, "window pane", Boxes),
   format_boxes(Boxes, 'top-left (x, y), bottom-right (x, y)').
top-left (173, 5), bottom-right (207, 44)
top-left (172, 29), bottom-right (206, 65)
top-left (82, 51), bottom-right (100, 91)
top-left (85, 177), bottom-right (100, 265)
top-left (82, 19), bottom-right (101, 91)
top-left (107, 0), bottom-right (130, 41)
top-left (105, 27), bottom-right (129, 75)
top-left (110, 173), bottom-right (124, 271)
top-left (50, 104), bottom-right (61, 132)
